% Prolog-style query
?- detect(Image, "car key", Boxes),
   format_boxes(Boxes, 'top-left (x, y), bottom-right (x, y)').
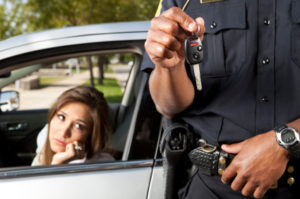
top-left (184, 24), bottom-right (203, 91)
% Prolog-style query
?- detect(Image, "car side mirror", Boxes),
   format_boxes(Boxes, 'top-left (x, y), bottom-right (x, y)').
top-left (0, 90), bottom-right (20, 112)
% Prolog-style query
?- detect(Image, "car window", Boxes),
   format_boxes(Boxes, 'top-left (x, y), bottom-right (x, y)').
top-left (1, 53), bottom-right (133, 110)
top-left (128, 83), bottom-right (162, 160)
top-left (0, 51), bottom-right (145, 168)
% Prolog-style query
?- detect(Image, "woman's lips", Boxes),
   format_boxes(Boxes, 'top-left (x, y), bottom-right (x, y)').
top-left (54, 138), bottom-right (67, 146)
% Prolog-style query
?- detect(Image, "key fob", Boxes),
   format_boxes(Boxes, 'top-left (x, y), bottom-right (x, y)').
top-left (184, 35), bottom-right (203, 65)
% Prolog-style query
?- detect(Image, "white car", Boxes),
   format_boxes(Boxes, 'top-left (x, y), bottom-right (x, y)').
top-left (0, 21), bottom-right (166, 199)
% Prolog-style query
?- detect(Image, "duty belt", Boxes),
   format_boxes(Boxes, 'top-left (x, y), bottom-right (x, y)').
top-left (188, 140), bottom-right (298, 189)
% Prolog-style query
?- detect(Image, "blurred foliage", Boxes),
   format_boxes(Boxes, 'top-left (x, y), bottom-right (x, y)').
top-left (0, 0), bottom-right (160, 40)
top-left (0, 0), bottom-right (24, 39)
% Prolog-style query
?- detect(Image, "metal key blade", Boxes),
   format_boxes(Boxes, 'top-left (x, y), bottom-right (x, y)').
top-left (193, 64), bottom-right (202, 91)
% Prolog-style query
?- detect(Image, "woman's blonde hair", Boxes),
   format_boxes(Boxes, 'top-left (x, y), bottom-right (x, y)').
top-left (38, 86), bottom-right (111, 165)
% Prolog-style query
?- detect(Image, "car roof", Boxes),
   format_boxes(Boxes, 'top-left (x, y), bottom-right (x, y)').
top-left (0, 21), bottom-right (150, 61)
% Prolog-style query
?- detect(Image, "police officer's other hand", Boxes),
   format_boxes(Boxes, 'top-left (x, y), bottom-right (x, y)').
top-left (220, 131), bottom-right (289, 199)
top-left (145, 7), bottom-right (205, 69)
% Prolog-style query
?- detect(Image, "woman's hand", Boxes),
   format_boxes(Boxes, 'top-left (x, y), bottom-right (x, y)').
top-left (51, 141), bottom-right (85, 165)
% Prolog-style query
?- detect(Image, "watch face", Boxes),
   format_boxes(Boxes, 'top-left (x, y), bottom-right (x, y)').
top-left (281, 130), bottom-right (296, 143)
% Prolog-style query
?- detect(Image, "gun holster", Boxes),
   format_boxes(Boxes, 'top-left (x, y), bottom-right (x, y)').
top-left (160, 118), bottom-right (195, 199)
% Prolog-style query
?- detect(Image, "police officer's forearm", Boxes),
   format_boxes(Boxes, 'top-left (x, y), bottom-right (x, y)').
top-left (149, 62), bottom-right (194, 118)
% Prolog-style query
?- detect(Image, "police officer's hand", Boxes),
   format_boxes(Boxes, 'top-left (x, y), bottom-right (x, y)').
top-left (221, 131), bottom-right (289, 199)
top-left (145, 7), bottom-right (205, 69)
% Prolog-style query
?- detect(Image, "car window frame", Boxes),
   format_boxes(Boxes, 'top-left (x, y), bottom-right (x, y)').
top-left (0, 39), bottom-right (164, 180)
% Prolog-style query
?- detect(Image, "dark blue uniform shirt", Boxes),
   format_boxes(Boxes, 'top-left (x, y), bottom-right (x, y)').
top-left (142, 0), bottom-right (300, 198)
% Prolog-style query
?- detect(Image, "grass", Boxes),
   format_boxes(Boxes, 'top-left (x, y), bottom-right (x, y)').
top-left (72, 68), bottom-right (88, 74)
top-left (83, 77), bottom-right (123, 103)
top-left (40, 77), bottom-right (65, 87)
top-left (39, 67), bottom-right (123, 103)
top-left (106, 64), bottom-right (113, 73)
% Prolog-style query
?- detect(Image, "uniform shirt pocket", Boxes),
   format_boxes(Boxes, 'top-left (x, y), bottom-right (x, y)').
top-left (291, 0), bottom-right (300, 67)
top-left (188, 0), bottom-right (247, 78)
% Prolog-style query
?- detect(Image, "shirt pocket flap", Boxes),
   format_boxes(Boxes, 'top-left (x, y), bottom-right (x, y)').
top-left (202, 2), bottom-right (247, 34)
top-left (292, 0), bottom-right (300, 24)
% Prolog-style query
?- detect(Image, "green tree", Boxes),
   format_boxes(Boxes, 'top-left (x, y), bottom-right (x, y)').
top-left (0, 0), bottom-right (24, 40)
top-left (0, 0), bottom-right (160, 39)
top-left (23, 0), bottom-right (159, 31)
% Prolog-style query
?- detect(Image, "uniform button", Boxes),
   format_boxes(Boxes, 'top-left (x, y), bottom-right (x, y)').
top-left (264, 18), bottom-right (271, 25)
top-left (288, 166), bottom-right (295, 174)
top-left (219, 156), bottom-right (226, 165)
top-left (210, 21), bottom-right (217, 29)
top-left (287, 177), bottom-right (295, 186)
top-left (260, 96), bottom-right (269, 103)
top-left (218, 168), bottom-right (224, 175)
top-left (262, 58), bottom-right (270, 65)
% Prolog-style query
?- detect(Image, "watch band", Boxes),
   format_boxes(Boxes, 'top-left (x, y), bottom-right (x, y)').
top-left (274, 125), bottom-right (288, 133)
top-left (289, 142), bottom-right (300, 159)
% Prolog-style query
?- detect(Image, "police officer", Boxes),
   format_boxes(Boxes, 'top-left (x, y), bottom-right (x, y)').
top-left (142, 0), bottom-right (300, 198)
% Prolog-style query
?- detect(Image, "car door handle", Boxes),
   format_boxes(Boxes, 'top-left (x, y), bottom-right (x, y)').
top-left (7, 122), bottom-right (28, 131)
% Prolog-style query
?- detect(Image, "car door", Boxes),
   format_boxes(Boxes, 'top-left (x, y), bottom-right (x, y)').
top-left (0, 21), bottom-right (165, 199)
top-left (0, 70), bottom-right (162, 199)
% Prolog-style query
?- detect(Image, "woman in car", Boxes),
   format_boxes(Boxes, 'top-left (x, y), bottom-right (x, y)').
top-left (32, 86), bottom-right (113, 165)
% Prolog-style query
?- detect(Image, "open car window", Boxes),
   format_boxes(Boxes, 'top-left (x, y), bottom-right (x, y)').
top-left (0, 48), bottom-right (161, 169)
top-left (1, 53), bottom-right (132, 110)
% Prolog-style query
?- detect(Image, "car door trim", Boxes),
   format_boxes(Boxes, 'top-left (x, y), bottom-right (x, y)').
top-left (0, 159), bottom-right (154, 179)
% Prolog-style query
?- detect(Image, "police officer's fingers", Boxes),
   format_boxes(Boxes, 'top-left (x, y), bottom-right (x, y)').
top-left (230, 174), bottom-right (247, 192)
top-left (145, 40), bottom-right (174, 60)
top-left (253, 186), bottom-right (268, 199)
top-left (240, 181), bottom-right (257, 197)
top-left (147, 28), bottom-right (182, 52)
top-left (221, 140), bottom-right (245, 154)
top-left (195, 17), bottom-right (205, 40)
top-left (161, 7), bottom-right (197, 33)
top-left (221, 163), bottom-right (237, 184)
top-left (151, 15), bottom-right (188, 41)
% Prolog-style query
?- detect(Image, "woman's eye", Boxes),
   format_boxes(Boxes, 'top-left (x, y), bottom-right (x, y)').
top-left (58, 114), bottom-right (65, 121)
top-left (74, 123), bottom-right (81, 129)
top-left (74, 123), bottom-right (87, 132)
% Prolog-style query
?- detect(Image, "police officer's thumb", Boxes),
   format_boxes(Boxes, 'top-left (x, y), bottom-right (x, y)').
top-left (221, 142), bottom-right (244, 154)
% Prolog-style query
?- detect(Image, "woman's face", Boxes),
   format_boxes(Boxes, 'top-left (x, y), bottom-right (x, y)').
top-left (49, 101), bottom-right (92, 153)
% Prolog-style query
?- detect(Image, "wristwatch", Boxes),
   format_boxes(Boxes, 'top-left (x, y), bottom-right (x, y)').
top-left (274, 125), bottom-right (300, 159)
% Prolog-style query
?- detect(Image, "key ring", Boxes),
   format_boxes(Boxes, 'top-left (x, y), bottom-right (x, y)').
top-left (196, 22), bottom-right (201, 37)
top-left (192, 22), bottom-right (201, 38)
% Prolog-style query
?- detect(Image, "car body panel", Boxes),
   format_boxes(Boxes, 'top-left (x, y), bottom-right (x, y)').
top-left (0, 166), bottom-right (152, 199)
top-left (147, 162), bottom-right (165, 199)
top-left (0, 21), bottom-right (150, 61)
